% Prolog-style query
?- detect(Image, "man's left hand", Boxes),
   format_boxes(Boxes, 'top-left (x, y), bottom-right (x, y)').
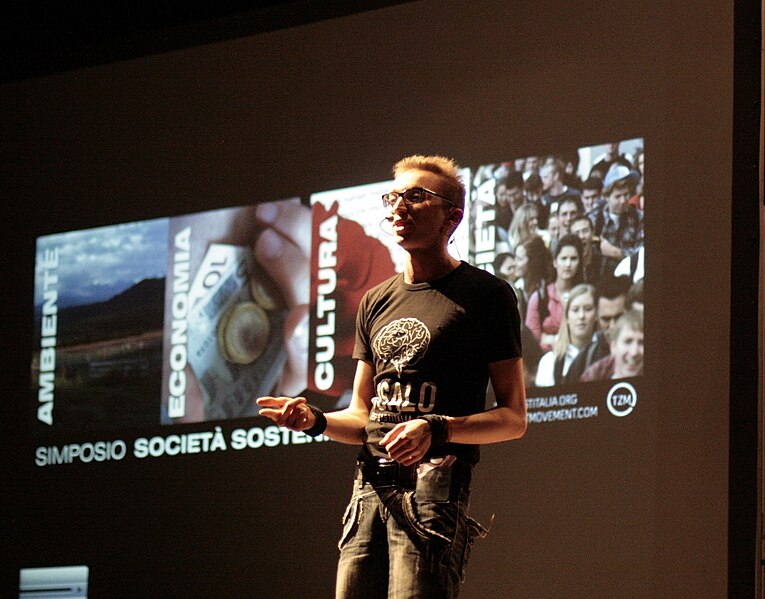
top-left (380, 419), bottom-right (432, 466)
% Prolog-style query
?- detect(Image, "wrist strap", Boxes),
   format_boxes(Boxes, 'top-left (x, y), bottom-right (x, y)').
top-left (304, 405), bottom-right (327, 437)
top-left (419, 414), bottom-right (451, 448)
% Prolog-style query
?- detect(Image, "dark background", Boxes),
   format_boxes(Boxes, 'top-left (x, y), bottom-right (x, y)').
top-left (0, 1), bottom-right (413, 84)
top-left (2, 1), bottom-right (760, 597)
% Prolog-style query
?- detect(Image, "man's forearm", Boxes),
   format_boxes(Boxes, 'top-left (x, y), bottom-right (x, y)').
top-left (448, 405), bottom-right (527, 445)
top-left (324, 407), bottom-right (369, 445)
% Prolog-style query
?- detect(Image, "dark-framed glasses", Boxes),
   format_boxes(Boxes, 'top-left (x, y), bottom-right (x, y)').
top-left (381, 187), bottom-right (457, 209)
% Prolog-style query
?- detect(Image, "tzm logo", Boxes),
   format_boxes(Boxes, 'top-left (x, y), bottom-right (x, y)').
top-left (606, 382), bottom-right (638, 417)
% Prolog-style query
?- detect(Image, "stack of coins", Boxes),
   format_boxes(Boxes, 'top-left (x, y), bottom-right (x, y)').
top-left (217, 262), bottom-right (283, 365)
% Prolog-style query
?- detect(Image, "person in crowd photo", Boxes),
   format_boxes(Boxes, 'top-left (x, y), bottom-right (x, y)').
top-left (591, 163), bottom-right (644, 277)
top-left (629, 147), bottom-right (644, 210)
top-left (493, 170), bottom-right (526, 237)
top-left (540, 158), bottom-right (582, 219)
top-left (522, 155), bottom-right (541, 180)
top-left (580, 176), bottom-right (605, 220)
top-left (525, 233), bottom-right (584, 351)
top-left (565, 275), bottom-right (631, 382)
top-left (580, 308), bottom-right (644, 381)
top-left (588, 141), bottom-right (633, 180)
top-left (534, 283), bottom-right (597, 387)
top-left (570, 214), bottom-right (603, 284)
top-left (545, 211), bottom-right (561, 252)
top-left (523, 172), bottom-right (548, 227)
top-left (513, 234), bottom-right (554, 322)
top-left (560, 150), bottom-right (584, 190)
top-left (507, 202), bottom-right (540, 251)
top-left (557, 196), bottom-right (584, 236)
top-left (493, 251), bottom-right (515, 284)
top-left (496, 170), bottom-right (526, 222)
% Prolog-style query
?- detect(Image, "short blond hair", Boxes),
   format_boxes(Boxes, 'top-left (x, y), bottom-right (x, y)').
top-left (393, 154), bottom-right (466, 209)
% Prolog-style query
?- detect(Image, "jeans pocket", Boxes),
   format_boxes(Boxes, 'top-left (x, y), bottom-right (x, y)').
top-left (415, 461), bottom-right (453, 503)
top-left (402, 491), bottom-right (455, 544)
top-left (337, 494), bottom-right (363, 551)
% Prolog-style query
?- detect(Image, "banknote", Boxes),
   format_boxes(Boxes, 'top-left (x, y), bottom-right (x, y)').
top-left (187, 243), bottom-right (287, 420)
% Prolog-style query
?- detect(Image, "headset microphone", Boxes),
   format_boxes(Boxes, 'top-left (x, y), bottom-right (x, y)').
top-left (379, 216), bottom-right (394, 236)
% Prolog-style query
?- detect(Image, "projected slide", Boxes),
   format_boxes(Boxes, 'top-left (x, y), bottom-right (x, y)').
top-left (31, 141), bottom-right (643, 440)
top-left (32, 199), bottom-right (307, 431)
top-left (160, 205), bottom-right (298, 424)
top-left (307, 171), bottom-right (471, 408)
top-left (469, 138), bottom-right (645, 424)
top-left (32, 218), bottom-right (168, 429)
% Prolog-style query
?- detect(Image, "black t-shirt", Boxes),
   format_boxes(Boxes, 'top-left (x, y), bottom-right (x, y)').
top-left (353, 261), bottom-right (522, 464)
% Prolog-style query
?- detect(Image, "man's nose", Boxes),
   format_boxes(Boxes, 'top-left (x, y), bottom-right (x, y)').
top-left (390, 196), bottom-right (408, 214)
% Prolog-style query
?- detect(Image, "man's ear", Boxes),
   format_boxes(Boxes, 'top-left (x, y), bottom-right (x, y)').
top-left (442, 207), bottom-right (464, 237)
top-left (448, 208), bottom-right (464, 228)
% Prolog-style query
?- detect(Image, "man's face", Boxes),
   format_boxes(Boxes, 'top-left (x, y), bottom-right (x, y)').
top-left (581, 189), bottom-right (600, 212)
top-left (598, 296), bottom-right (626, 334)
top-left (540, 166), bottom-right (556, 191)
top-left (606, 186), bottom-right (631, 216)
top-left (507, 186), bottom-right (524, 209)
top-left (524, 156), bottom-right (539, 172)
top-left (558, 200), bottom-right (579, 233)
top-left (548, 215), bottom-right (561, 240)
top-left (496, 184), bottom-right (511, 207)
top-left (388, 169), bottom-right (457, 252)
top-left (611, 325), bottom-right (644, 377)
top-left (496, 184), bottom-right (524, 209)
top-left (570, 218), bottom-right (593, 245)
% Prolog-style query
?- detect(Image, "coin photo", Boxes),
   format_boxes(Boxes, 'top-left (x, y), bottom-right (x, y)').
top-left (249, 261), bottom-right (282, 311)
top-left (216, 301), bottom-right (270, 364)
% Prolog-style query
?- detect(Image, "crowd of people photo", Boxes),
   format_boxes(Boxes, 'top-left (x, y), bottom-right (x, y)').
top-left (475, 140), bottom-right (645, 388)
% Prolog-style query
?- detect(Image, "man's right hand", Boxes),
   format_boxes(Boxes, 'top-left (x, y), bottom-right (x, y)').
top-left (256, 396), bottom-right (316, 432)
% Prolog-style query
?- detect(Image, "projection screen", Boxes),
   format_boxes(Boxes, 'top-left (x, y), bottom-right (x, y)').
top-left (3, 1), bottom-right (743, 597)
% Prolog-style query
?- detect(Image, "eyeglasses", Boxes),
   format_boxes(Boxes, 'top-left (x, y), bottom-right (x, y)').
top-left (381, 187), bottom-right (457, 209)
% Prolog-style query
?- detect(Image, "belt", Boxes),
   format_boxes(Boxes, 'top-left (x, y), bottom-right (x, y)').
top-left (357, 458), bottom-right (418, 488)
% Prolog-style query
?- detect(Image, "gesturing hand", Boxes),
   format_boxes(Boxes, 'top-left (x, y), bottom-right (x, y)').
top-left (379, 419), bottom-right (432, 466)
top-left (256, 396), bottom-right (315, 432)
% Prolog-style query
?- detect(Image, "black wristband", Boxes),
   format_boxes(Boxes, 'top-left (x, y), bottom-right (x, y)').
top-left (304, 405), bottom-right (327, 437)
top-left (419, 414), bottom-right (451, 449)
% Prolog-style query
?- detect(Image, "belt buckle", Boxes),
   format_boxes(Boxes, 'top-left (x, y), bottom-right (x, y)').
top-left (374, 459), bottom-right (398, 485)
top-left (360, 458), bottom-right (410, 487)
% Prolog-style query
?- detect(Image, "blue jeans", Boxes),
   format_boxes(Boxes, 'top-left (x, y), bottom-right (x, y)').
top-left (335, 458), bottom-right (487, 599)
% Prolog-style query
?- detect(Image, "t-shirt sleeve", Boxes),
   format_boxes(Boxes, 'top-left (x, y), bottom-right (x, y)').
top-left (352, 289), bottom-right (373, 362)
top-left (482, 280), bottom-right (523, 363)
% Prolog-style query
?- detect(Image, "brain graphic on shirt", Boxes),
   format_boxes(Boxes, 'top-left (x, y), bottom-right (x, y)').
top-left (373, 318), bottom-right (431, 375)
